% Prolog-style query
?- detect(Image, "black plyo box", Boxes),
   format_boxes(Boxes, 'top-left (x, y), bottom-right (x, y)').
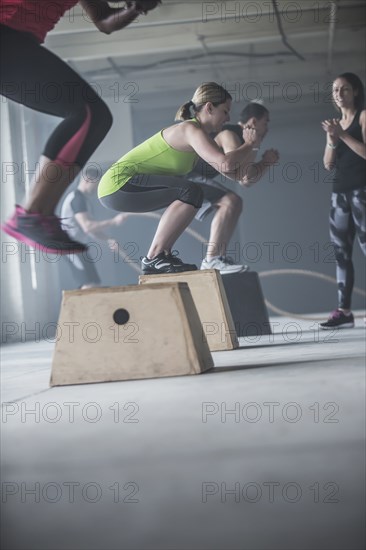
top-left (222, 271), bottom-right (272, 336)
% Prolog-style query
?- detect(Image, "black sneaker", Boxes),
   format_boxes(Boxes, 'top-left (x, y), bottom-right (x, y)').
top-left (165, 251), bottom-right (197, 271)
top-left (2, 206), bottom-right (86, 254)
top-left (141, 252), bottom-right (197, 274)
top-left (319, 309), bottom-right (355, 330)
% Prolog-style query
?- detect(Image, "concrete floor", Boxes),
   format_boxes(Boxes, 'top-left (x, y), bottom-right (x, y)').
top-left (1, 315), bottom-right (365, 550)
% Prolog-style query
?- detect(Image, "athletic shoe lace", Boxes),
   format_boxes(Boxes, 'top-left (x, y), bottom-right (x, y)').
top-left (166, 250), bottom-right (184, 265)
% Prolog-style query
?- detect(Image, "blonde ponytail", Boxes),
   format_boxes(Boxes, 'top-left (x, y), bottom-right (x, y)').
top-left (175, 100), bottom-right (195, 121)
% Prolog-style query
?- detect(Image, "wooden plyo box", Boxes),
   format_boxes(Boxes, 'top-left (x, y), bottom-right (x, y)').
top-left (139, 270), bottom-right (239, 351)
top-left (50, 282), bottom-right (213, 386)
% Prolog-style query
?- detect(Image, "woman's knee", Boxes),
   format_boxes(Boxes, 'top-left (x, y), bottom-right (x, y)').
top-left (221, 192), bottom-right (243, 214)
top-left (89, 99), bottom-right (113, 138)
top-left (69, 98), bottom-right (113, 143)
top-left (230, 192), bottom-right (243, 213)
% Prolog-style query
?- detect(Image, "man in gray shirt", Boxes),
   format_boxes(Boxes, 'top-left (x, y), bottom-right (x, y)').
top-left (61, 167), bottom-right (127, 288)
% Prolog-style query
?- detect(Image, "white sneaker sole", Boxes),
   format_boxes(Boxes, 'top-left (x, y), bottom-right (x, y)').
top-left (319, 322), bottom-right (354, 330)
top-left (200, 266), bottom-right (249, 274)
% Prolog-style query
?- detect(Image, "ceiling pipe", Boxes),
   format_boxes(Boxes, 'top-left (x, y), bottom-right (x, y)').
top-left (327, 1), bottom-right (338, 74)
top-left (271, 0), bottom-right (305, 61)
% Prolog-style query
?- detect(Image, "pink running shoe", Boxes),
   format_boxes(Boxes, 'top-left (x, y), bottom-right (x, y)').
top-left (1, 205), bottom-right (86, 254)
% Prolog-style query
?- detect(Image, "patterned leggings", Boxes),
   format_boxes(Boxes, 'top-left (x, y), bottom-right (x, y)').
top-left (329, 188), bottom-right (366, 309)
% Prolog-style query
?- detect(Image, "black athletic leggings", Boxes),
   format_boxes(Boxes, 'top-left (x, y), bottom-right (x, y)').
top-left (99, 174), bottom-right (204, 212)
top-left (0, 24), bottom-right (112, 169)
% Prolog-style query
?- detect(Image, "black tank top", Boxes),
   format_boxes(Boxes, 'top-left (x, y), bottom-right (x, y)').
top-left (333, 110), bottom-right (366, 193)
top-left (190, 124), bottom-right (244, 179)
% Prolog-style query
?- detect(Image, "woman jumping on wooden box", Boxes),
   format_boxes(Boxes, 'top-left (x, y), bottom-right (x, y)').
top-left (98, 82), bottom-right (263, 274)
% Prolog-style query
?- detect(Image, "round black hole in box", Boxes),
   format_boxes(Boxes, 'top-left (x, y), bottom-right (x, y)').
top-left (113, 308), bottom-right (130, 325)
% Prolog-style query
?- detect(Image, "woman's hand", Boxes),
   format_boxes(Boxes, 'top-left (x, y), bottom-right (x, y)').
top-left (81, 0), bottom-right (161, 34)
top-left (321, 118), bottom-right (344, 144)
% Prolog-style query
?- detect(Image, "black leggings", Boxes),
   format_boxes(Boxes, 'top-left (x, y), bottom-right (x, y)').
top-left (100, 174), bottom-right (204, 212)
top-left (0, 24), bottom-right (112, 169)
top-left (330, 188), bottom-right (366, 309)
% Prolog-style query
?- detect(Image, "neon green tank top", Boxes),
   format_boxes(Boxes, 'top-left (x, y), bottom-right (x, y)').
top-left (98, 120), bottom-right (199, 198)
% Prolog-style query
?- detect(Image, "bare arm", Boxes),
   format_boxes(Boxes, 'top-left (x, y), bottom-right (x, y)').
top-left (74, 211), bottom-right (128, 241)
top-left (215, 129), bottom-right (243, 152)
top-left (185, 125), bottom-right (259, 181)
top-left (79, 0), bottom-right (160, 34)
top-left (215, 128), bottom-right (279, 187)
top-left (322, 119), bottom-right (338, 171)
top-left (242, 149), bottom-right (280, 186)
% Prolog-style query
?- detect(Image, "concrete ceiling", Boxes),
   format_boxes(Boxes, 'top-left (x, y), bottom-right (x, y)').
top-left (46, 0), bottom-right (366, 96)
